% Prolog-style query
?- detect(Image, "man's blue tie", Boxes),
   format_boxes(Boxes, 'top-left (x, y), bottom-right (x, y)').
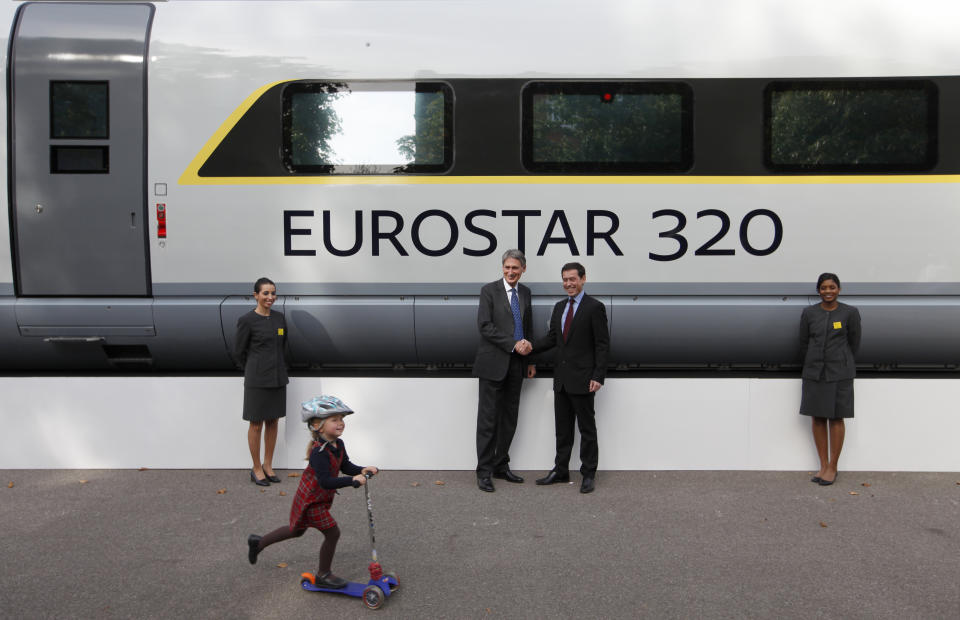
top-left (510, 288), bottom-right (523, 341)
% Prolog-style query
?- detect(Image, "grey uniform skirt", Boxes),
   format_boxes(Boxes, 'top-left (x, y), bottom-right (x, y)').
top-left (242, 386), bottom-right (287, 422)
top-left (799, 378), bottom-right (854, 419)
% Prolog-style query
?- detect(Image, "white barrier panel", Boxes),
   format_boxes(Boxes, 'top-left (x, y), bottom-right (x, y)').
top-left (2, 376), bottom-right (958, 471)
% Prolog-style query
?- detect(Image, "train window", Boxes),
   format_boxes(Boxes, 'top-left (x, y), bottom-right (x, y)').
top-left (50, 145), bottom-right (109, 174)
top-left (521, 82), bottom-right (693, 173)
top-left (50, 81), bottom-right (109, 139)
top-left (281, 81), bottom-right (453, 174)
top-left (765, 81), bottom-right (937, 172)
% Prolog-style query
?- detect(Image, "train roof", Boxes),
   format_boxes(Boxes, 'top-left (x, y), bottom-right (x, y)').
top-left (138, 0), bottom-right (960, 79)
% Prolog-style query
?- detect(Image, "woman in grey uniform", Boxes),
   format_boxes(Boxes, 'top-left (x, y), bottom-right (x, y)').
top-left (799, 272), bottom-right (861, 486)
top-left (235, 277), bottom-right (289, 486)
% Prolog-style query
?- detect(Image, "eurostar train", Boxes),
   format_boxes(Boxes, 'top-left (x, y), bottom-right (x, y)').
top-left (3, 0), bottom-right (960, 371)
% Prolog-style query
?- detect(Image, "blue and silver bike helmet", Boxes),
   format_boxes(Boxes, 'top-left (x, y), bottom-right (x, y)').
top-left (301, 395), bottom-right (355, 423)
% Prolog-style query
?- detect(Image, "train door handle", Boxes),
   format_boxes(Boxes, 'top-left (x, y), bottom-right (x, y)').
top-left (35, 203), bottom-right (43, 214)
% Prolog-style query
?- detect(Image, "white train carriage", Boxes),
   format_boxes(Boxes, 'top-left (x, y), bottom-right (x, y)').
top-left (2, 0), bottom-right (960, 371)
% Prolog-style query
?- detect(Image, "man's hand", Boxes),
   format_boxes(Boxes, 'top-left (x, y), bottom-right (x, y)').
top-left (589, 380), bottom-right (602, 393)
top-left (527, 364), bottom-right (536, 378)
top-left (514, 339), bottom-right (532, 355)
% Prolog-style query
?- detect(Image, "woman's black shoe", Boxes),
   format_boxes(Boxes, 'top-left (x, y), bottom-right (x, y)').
top-left (247, 534), bottom-right (262, 564)
top-left (250, 470), bottom-right (270, 486)
top-left (264, 471), bottom-right (281, 483)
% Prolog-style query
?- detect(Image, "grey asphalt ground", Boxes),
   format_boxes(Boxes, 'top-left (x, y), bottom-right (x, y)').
top-left (1, 469), bottom-right (958, 619)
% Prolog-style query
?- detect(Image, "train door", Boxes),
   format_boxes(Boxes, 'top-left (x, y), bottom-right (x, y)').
top-left (9, 2), bottom-right (154, 296)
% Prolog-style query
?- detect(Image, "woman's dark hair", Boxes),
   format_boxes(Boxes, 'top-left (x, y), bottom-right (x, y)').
top-left (254, 277), bottom-right (275, 293)
top-left (816, 272), bottom-right (840, 291)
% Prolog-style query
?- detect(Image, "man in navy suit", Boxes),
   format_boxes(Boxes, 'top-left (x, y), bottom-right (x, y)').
top-left (472, 249), bottom-right (535, 493)
top-left (533, 262), bottom-right (609, 494)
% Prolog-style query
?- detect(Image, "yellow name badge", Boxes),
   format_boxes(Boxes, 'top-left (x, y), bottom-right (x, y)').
top-left (833, 322), bottom-right (842, 330)
top-left (278, 328), bottom-right (284, 336)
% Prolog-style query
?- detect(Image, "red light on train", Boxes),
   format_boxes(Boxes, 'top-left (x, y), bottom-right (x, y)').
top-left (156, 203), bottom-right (167, 238)
top-left (602, 92), bottom-right (613, 103)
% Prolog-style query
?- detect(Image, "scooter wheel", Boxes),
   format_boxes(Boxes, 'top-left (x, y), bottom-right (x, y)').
top-left (363, 584), bottom-right (385, 610)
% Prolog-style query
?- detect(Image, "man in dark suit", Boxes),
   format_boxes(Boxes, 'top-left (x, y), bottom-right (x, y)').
top-left (533, 262), bottom-right (609, 494)
top-left (472, 249), bottom-right (535, 493)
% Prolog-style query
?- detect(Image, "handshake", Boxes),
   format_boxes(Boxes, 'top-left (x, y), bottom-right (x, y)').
top-left (514, 339), bottom-right (533, 355)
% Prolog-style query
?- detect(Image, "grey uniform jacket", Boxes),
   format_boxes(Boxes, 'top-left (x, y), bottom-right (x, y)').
top-left (235, 310), bottom-right (290, 388)
top-left (799, 302), bottom-right (861, 382)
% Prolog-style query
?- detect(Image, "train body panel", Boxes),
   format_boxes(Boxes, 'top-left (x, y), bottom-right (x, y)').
top-left (145, 181), bottom-right (960, 290)
top-left (4, 0), bottom-right (960, 370)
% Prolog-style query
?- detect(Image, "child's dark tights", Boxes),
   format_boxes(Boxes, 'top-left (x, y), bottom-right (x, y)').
top-left (257, 525), bottom-right (341, 574)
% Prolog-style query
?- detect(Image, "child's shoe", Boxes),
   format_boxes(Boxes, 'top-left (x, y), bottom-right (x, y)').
top-left (247, 534), bottom-right (261, 565)
top-left (316, 571), bottom-right (348, 589)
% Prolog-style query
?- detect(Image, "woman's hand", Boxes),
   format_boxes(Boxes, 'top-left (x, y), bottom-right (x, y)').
top-left (352, 474), bottom-right (367, 486)
top-left (361, 466), bottom-right (379, 477)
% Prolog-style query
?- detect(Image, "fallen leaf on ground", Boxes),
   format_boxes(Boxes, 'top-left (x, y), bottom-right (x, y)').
top-left (819, 521), bottom-right (828, 528)
top-left (138, 467), bottom-right (149, 471)
top-left (410, 482), bottom-right (420, 487)
top-left (216, 488), bottom-right (227, 494)
top-left (849, 491), bottom-right (859, 495)
top-left (279, 491), bottom-right (287, 496)
top-left (7, 482), bottom-right (13, 488)
top-left (79, 480), bottom-right (88, 484)
top-left (862, 482), bottom-right (871, 487)
top-left (288, 473), bottom-right (299, 478)
top-left (434, 480), bottom-right (445, 486)
top-left (260, 489), bottom-right (266, 493)
top-left (956, 481), bottom-right (959, 486)
top-left (277, 562), bottom-right (288, 568)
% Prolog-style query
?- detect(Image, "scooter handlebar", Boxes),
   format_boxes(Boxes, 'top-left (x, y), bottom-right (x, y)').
top-left (352, 473), bottom-right (373, 488)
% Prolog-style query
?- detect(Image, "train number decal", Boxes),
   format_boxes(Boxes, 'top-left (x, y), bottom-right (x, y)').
top-left (649, 209), bottom-right (783, 261)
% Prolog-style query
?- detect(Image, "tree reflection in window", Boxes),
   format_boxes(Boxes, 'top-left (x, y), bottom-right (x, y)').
top-left (283, 82), bottom-right (451, 174)
top-left (524, 82), bottom-right (692, 173)
top-left (767, 82), bottom-right (936, 171)
top-left (395, 91), bottom-right (445, 166)
top-left (286, 82), bottom-right (346, 169)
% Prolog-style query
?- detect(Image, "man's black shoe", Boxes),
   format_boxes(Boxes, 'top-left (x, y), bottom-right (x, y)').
top-left (535, 471), bottom-right (570, 485)
top-left (580, 477), bottom-right (595, 494)
top-left (477, 477), bottom-right (495, 492)
top-left (493, 469), bottom-right (524, 483)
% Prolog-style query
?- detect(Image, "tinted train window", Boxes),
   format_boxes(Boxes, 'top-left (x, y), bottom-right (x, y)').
top-left (50, 145), bottom-right (108, 174)
top-left (50, 81), bottom-right (109, 139)
top-left (282, 81), bottom-right (452, 174)
top-left (522, 82), bottom-right (693, 173)
top-left (765, 81), bottom-right (937, 172)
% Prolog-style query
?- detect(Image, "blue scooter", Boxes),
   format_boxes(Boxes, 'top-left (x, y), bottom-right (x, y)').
top-left (301, 474), bottom-right (398, 610)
